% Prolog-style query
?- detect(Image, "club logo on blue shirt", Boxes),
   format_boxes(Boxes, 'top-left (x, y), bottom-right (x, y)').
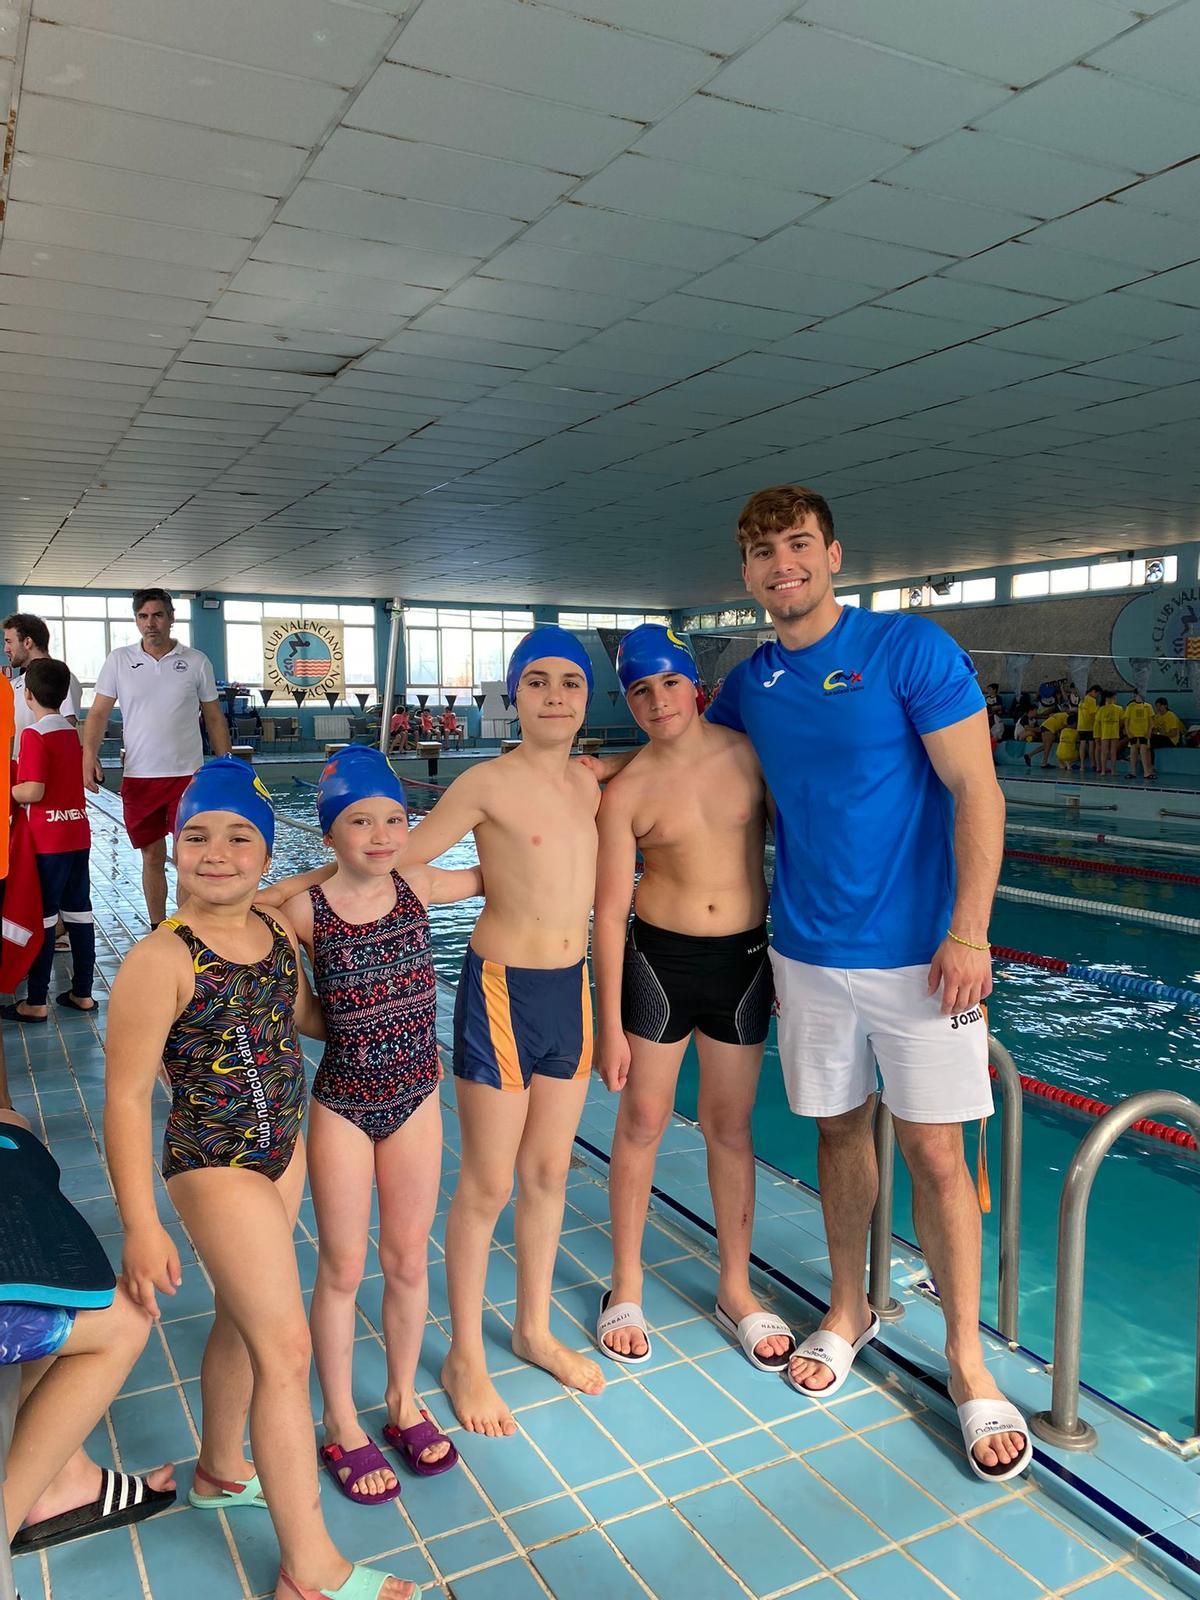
top-left (822, 668), bottom-right (863, 694)
top-left (762, 669), bottom-right (785, 688)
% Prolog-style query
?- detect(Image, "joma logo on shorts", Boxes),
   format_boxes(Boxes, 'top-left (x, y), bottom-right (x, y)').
top-left (950, 1007), bottom-right (983, 1029)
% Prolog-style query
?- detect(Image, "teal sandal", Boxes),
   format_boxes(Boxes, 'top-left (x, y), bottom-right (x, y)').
top-left (188, 1462), bottom-right (269, 1510)
top-left (279, 1566), bottom-right (422, 1600)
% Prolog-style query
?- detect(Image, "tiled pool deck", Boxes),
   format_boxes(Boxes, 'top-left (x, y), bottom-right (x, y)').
top-left (2, 804), bottom-right (1194, 1600)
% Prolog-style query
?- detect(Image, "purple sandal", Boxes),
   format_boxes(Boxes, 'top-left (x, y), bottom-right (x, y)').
top-left (319, 1439), bottom-right (401, 1504)
top-left (383, 1410), bottom-right (459, 1477)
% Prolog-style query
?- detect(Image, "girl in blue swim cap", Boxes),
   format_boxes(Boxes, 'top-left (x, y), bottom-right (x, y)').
top-left (105, 757), bottom-right (426, 1600)
top-left (279, 747), bottom-right (480, 1501)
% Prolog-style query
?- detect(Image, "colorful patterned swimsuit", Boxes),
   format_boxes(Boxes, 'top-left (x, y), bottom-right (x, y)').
top-left (160, 912), bottom-right (306, 1183)
top-left (309, 872), bottom-right (439, 1142)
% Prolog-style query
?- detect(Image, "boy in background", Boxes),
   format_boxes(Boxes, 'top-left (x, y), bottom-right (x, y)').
top-left (3, 659), bottom-right (95, 1022)
top-left (1153, 698), bottom-right (1185, 751)
top-left (1123, 690), bottom-right (1155, 780)
top-left (1093, 690), bottom-right (1124, 776)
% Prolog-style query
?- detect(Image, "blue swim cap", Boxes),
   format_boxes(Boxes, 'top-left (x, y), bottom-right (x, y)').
top-left (317, 746), bottom-right (407, 835)
top-left (616, 624), bottom-right (699, 692)
top-left (174, 756), bottom-right (275, 852)
top-left (505, 626), bottom-right (593, 703)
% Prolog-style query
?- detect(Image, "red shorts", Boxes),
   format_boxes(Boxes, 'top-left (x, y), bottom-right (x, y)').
top-left (121, 775), bottom-right (192, 849)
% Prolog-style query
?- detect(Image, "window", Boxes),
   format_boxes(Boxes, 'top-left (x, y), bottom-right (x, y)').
top-left (1012, 571), bottom-right (1049, 599)
top-left (1089, 560), bottom-right (1131, 590)
top-left (962, 577), bottom-right (996, 603)
top-left (837, 592), bottom-right (861, 607)
top-left (402, 606), bottom-right (534, 706)
top-left (558, 610), bottom-right (671, 630)
top-left (1049, 566), bottom-right (1089, 595)
top-left (871, 589), bottom-right (902, 612)
top-left (18, 592), bottom-right (192, 690)
top-left (224, 599), bottom-right (375, 703)
top-left (681, 606), bottom-right (758, 632)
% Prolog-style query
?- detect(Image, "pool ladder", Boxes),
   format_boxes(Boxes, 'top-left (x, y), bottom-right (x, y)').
top-left (869, 1039), bottom-right (1200, 1449)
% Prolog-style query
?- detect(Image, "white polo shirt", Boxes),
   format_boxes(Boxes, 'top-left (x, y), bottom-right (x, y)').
top-left (94, 641), bottom-right (219, 778)
top-left (10, 664), bottom-right (83, 749)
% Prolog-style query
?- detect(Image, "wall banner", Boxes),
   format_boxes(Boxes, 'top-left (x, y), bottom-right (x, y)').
top-left (1111, 585), bottom-right (1200, 694)
top-left (262, 618), bottom-right (345, 696)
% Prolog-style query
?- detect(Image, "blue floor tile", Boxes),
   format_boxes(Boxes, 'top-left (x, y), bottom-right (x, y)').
top-left (518, 1396), bottom-right (631, 1487)
top-left (742, 1458), bottom-right (890, 1570)
top-left (709, 1427), bottom-right (790, 1475)
top-left (838, 1548), bottom-right (962, 1600)
top-left (532, 1527), bottom-right (647, 1600)
top-left (506, 1493), bottom-right (591, 1549)
top-left (109, 1383), bottom-right (197, 1473)
top-left (1071, 1572), bottom-right (1176, 1597)
top-left (448, 1556), bottom-right (548, 1599)
top-left (9, 1553), bottom-right (44, 1600)
top-left (577, 1470), bottom-right (661, 1521)
top-left (427, 1516), bottom-right (514, 1577)
top-left (908, 1522), bottom-right (1049, 1599)
top-left (645, 1450), bottom-right (726, 1500)
top-left (138, 1509), bottom-right (247, 1600)
top-left (604, 1503), bottom-right (748, 1600)
top-left (456, 1429), bottom-right (565, 1513)
top-left (674, 1480), bottom-right (820, 1598)
top-left (590, 1374), bottom-right (695, 1461)
top-left (638, 1362), bottom-right (756, 1444)
top-left (46, 1525), bottom-right (143, 1600)
top-left (970, 1496), bottom-right (1112, 1589)
top-left (805, 1435), bottom-right (948, 1541)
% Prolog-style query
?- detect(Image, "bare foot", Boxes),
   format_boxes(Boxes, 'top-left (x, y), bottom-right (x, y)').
top-left (948, 1371), bottom-right (1029, 1474)
top-left (321, 1418), bottom-right (397, 1497)
top-left (718, 1286), bottom-right (793, 1363)
top-left (788, 1304), bottom-right (874, 1392)
top-left (387, 1394), bottom-right (452, 1467)
top-left (441, 1352), bottom-right (516, 1437)
top-left (601, 1286), bottom-right (648, 1359)
top-left (513, 1328), bottom-right (605, 1397)
top-left (23, 1457), bottom-right (175, 1528)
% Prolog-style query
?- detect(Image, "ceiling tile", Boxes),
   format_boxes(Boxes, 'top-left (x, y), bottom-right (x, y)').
top-left (535, 0), bottom-right (796, 53)
top-left (22, 22), bottom-right (347, 145)
top-left (277, 181), bottom-right (516, 257)
top-left (4, 202), bottom-right (248, 271)
top-left (1023, 201), bottom-right (1200, 270)
top-left (226, 260), bottom-right (439, 315)
top-left (0, 238), bottom-right (228, 300)
top-left (519, 203), bottom-right (746, 272)
top-left (742, 226), bottom-right (953, 288)
top-left (945, 242), bottom-right (1139, 299)
top-left (481, 242), bottom-right (689, 301)
top-left (571, 153), bottom-right (823, 237)
top-left (708, 21), bottom-right (1012, 143)
top-left (1086, 4), bottom-right (1200, 102)
top-left (634, 96), bottom-right (905, 196)
top-left (389, 0), bottom-right (716, 120)
top-left (797, 0), bottom-right (1137, 85)
top-left (14, 96), bottom-right (308, 195)
top-left (307, 129), bottom-right (573, 220)
top-left (346, 62), bottom-right (638, 175)
top-left (976, 66), bottom-right (1200, 172)
top-left (804, 183), bottom-right (1033, 256)
top-left (35, 0), bottom-right (399, 83)
top-left (9, 154), bottom-right (276, 237)
top-left (883, 130), bottom-right (1133, 219)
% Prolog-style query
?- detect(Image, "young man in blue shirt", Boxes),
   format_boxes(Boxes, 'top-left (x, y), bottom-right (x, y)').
top-left (707, 484), bottom-right (1027, 1481)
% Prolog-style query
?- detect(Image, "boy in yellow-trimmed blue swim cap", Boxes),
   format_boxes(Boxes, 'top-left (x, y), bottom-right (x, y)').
top-left (401, 626), bottom-right (606, 1437)
top-left (591, 625), bottom-right (794, 1373)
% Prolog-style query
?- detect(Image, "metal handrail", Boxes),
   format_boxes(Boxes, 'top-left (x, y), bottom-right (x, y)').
top-left (868, 1034), bottom-right (1024, 1343)
top-left (1030, 1088), bottom-right (1200, 1450)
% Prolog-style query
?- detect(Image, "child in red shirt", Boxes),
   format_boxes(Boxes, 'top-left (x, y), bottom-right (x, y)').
top-left (3, 659), bottom-right (95, 1021)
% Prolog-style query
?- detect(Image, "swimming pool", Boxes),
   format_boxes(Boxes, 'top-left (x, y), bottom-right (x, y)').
top-left (272, 786), bottom-right (1200, 1438)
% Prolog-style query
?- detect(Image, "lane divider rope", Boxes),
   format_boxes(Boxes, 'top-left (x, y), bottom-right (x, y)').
top-left (993, 883), bottom-right (1200, 932)
top-left (991, 943), bottom-right (1200, 1008)
top-left (1004, 847), bottom-right (1200, 888)
top-left (1006, 821), bottom-right (1200, 859)
top-left (987, 1063), bottom-right (1197, 1153)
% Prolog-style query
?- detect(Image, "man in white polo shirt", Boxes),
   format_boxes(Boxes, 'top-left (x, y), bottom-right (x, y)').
top-left (4, 612), bottom-right (83, 749)
top-left (81, 588), bottom-right (229, 926)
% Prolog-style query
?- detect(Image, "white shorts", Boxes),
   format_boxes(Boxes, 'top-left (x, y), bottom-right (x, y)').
top-left (769, 952), bottom-right (993, 1125)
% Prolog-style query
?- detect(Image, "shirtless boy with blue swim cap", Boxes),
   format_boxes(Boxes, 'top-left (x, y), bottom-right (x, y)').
top-left (403, 626), bottom-right (605, 1435)
top-left (592, 626), bottom-right (794, 1371)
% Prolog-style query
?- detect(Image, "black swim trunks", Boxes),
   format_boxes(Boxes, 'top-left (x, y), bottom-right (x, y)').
top-left (621, 916), bottom-right (774, 1046)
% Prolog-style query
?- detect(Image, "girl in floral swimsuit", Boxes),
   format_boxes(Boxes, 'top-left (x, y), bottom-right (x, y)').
top-left (104, 757), bottom-right (423, 1600)
top-left (283, 747), bottom-right (481, 1504)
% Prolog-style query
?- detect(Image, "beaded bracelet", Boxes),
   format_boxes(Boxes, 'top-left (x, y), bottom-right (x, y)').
top-left (946, 929), bottom-right (990, 952)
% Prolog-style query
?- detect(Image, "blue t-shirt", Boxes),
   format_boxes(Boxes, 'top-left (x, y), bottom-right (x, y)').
top-left (708, 606), bottom-right (984, 969)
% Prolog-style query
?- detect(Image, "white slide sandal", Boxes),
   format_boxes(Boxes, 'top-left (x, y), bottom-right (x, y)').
top-left (714, 1303), bottom-right (796, 1373)
top-left (596, 1289), bottom-right (653, 1366)
top-left (786, 1313), bottom-right (880, 1396)
top-left (956, 1397), bottom-right (1033, 1481)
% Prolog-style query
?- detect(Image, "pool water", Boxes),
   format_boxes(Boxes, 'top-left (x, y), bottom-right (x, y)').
top-left (273, 787), bottom-right (1200, 1438)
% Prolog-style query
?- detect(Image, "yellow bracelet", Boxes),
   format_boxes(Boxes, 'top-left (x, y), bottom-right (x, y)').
top-left (946, 929), bottom-right (990, 952)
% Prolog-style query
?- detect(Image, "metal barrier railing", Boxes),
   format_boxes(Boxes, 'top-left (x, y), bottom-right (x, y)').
top-left (868, 1034), bottom-right (1025, 1344)
top-left (1030, 1088), bottom-right (1200, 1450)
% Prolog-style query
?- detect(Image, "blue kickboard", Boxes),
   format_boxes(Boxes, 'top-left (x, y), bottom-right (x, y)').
top-left (0, 1127), bottom-right (116, 1309)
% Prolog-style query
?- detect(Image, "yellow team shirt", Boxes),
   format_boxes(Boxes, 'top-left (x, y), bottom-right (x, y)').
top-left (1056, 726), bottom-right (1080, 764)
top-left (1076, 694), bottom-right (1098, 733)
top-left (1154, 709), bottom-right (1185, 745)
top-left (1094, 703), bottom-right (1124, 739)
top-left (1124, 700), bottom-right (1153, 738)
top-left (1043, 711), bottom-right (1069, 737)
